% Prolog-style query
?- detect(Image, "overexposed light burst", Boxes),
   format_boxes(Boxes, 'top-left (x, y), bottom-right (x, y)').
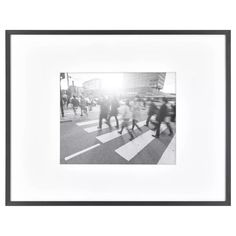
top-left (100, 73), bottom-right (124, 92)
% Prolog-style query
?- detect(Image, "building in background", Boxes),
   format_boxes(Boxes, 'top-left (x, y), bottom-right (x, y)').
top-left (123, 72), bottom-right (166, 96)
top-left (82, 79), bottom-right (101, 97)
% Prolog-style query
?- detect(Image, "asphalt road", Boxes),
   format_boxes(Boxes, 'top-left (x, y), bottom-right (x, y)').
top-left (60, 106), bottom-right (176, 164)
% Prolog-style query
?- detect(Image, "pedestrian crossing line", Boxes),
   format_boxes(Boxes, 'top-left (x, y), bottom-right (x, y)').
top-left (76, 116), bottom-right (121, 127)
top-left (96, 120), bottom-right (146, 143)
top-left (76, 119), bottom-right (99, 127)
top-left (64, 143), bottom-right (100, 161)
top-left (84, 119), bottom-right (122, 133)
top-left (158, 135), bottom-right (176, 164)
top-left (115, 125), bottom-right (166, 161)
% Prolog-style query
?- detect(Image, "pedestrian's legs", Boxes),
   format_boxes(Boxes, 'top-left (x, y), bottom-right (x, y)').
top-left (84, 107), bottom-right (88, 116)
top-left (73, 107), bottom-right (77, 115)
top-left (118, 122), bottom-right (125, 134)
top-left (133, 119), bottom-right (142, 131)
top-left (165, 122), bottom-right (173, 135)
top-left (106, 117), bottom-right (111, 128)
top-left (126, 125), bottom-right (134, 140)
top-left (153, 122), bottom-right (161, 138)
top-left (131, 119), bottom-right (135, 130)
top-left (80, 106), bottom-right (83, 116)
top-left (105, 114), bottom-right (111, 127)
top-left (98, 114), bottom-right (102, 129)
top-left (145, 114), bottom-right (152, 126)
top-left (115, 115), bottom-right (119, 128)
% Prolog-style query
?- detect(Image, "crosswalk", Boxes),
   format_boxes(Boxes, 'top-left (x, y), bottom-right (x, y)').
top-left (115, 125), bottom-right (166, 161)
top-left (64, 118), bottom-right (175, 164)
top-left (76, 116), bottom-right (122, 133)
top-left (76, 119), bottom-right (99, 126)
top-left (83, 119), bottom-right (121, 133)
top-left (158, 135), bottom-right (176, 164)
top-left (96, 120), bottom-right (146, 143)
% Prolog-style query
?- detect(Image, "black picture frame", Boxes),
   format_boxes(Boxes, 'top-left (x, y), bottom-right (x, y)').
top-left (6, 30), bottom-right (231, 206)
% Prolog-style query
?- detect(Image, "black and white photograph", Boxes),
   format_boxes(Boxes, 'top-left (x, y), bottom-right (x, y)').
top-left (60, 72), bottom-right (176, 164)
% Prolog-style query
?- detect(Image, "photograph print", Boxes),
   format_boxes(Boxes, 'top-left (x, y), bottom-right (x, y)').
top-left (60, 72), bottom-right (176, 164)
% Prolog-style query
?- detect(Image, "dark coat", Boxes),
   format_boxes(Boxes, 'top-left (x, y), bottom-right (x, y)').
top-left (99, 99), bottom-right (110, 118)
top-left (148, 102), bottom-right (157, 116)
top-left (157, 103), bottom-right (168, 122)
top-left (110, 99), bottom-right (119, 116)
top-left (71, 97), bottom-right (79, 107)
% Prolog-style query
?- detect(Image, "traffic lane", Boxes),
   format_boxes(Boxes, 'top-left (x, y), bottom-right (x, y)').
top-left (60, 120), bottom-right (124, 163)
top-left (60, 121), bottom-right (100, 164)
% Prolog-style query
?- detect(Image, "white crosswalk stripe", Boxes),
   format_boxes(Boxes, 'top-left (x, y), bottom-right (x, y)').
top-left (158, 135), bottom-right (176, 164)
top-left (76, 119), bottom-right (99, 126)
top-left (96, 120), bottom-right (146, 143)
top-left (76, 116), bottom-right (121, 127)
top-left (115, 124), bottom-right (166, 161)
top-left (84, 119), bottom-right (122, 133)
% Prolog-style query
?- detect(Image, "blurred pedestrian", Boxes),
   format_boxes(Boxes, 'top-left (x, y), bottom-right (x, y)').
top-left (107, 96), bottom-right (120, 129)
top-left (98, 96), bottom-right (110, 129)
top-left (145, 99), bottom-right (157, 127)
top-left (151, 97), bottom-right (173, 138)
top-left (88, 96), bottom-right (93, 111)
top-left (131, 98), bottom-right (142, 132)
top-left (71, 95), bottom-right (79, 116)
top-left (67, 93), bottom-right (71, 108)
top-left (79, 96), bottom-right (88, 116)
top-left (171, 102), bottom-right (176, 122)
top-left (118, 100), bottom-right (134, 141)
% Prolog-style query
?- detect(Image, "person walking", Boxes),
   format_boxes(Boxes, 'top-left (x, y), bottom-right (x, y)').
top-left (107, 96), bottom-right (120, 129)
top-left (118, 100), bottom-right (134, 141)
top-left (88, 96), bottom-right (93, 111)
top-left (151, 97), bottom-right (173, 138)
top-left (145, 99), bottom-right (157, 127)
top-left (67, 92), bottom-right (71, 109)
top-left (71, 95), bottom-right (79, 116)
top-left (79, 96), bottom-right (88, 116)
top-left (171, 102), bottom-right (176, 122)
top-left (131, 98), bottom-right (142, 132)
top-left (98, 96), bottom-right (110, 129)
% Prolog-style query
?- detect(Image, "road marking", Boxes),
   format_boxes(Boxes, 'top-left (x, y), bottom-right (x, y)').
top-left (96, 120), bottom-right (146, 143)
top-left (64, 144), bottom-right (100, 161)
top-left (76, 119), bottom-right (99, 126)
top-left (76, 116), bottom-right (121, 127)
top-left (158, 135), bottom-right (176, 164)
top-left (84, 119), bottom-right (122, 133)
top-left (115, 125), bottom-right (166, 161)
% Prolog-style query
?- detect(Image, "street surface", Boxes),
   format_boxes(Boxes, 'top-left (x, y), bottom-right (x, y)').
top-left (60, 106), bottom-right (176, 164)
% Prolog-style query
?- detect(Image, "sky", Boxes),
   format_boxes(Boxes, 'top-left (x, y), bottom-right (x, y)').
top-left (162, 72), bottom-right (176, 94)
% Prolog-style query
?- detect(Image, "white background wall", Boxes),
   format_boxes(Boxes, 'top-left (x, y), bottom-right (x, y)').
top-left (0, 0), bottom-right (235, 236)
